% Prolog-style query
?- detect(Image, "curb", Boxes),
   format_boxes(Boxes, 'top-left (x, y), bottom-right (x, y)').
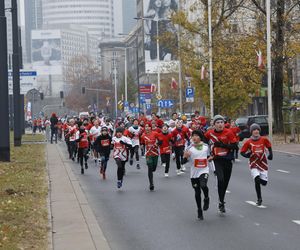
top-left (273, 149), bottom-right (300, 157)
top-left (46, 143), bottom-right (54, 250)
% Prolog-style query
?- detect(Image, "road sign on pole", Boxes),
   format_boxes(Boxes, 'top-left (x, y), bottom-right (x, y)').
top-left (157, 99), bottom-right (174, 108)
top-left (185, 87), bottom-right (194, 103)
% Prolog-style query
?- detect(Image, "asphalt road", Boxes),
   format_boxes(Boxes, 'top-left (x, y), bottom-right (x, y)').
top-left (59, 144), bottom-right (300, 250)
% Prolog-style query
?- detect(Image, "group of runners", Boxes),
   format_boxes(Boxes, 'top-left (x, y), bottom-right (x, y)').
top-left (54, 111), bottom-right (272, 220)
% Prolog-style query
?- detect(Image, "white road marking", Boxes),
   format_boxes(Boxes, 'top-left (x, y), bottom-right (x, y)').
top-left (272, 232), bottom-right (279, 236)
top-left (254, 222), bottom-right (260, 226)
top-left (245, 201), bottom-right (267, 208)
top-left (238, 215), bottom-right (245, 218)
top-left (292, 220), bottom-right (300, 225)
top-left (276, 169), bottom-right (290, 174)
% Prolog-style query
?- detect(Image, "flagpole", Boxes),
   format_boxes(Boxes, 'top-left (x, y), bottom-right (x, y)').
top-left (208, 0), bottom-right (214, 119)
top-left (266, 0), bottom-right (273, 142)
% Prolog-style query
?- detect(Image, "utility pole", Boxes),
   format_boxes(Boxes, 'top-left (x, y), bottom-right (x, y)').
top-left (0, 0), bottom-right (10, 161)
top-left (12, 0), bottom-right (22, 146)
top-left (178, 0), bottom-right (183, 114)
top-left (208, 0), bottom-right (214, 119)
top-left (136, 36), bottom-right (141, 116)
top-left (266, 0), bottom-right (273, 142)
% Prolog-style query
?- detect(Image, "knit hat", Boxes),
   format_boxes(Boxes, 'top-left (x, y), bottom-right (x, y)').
top-left (115, 127), bottom-right (124, 134)
top-left (213, 115), bottom-right (225, 124)
top-left (250, 123), bottom-right (261, 133)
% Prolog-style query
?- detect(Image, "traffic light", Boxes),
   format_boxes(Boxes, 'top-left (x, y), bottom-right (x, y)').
top-left (60, 91), bottom-right (64, 99)
top-left (40, 92), bottom-right (44, 100)
top-left (82, 87), bottom-right (85, 94)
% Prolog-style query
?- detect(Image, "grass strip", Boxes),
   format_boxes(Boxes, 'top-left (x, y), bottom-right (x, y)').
top-left (0, 143), bottom-right (48, 249)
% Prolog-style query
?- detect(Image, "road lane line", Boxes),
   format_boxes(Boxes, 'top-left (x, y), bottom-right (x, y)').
top-left (245, 201), bottom-right (267, 208)
top-left (292, 220), bottom-right (300, 225)
top-left (276, 169), bottom-right (290, 174)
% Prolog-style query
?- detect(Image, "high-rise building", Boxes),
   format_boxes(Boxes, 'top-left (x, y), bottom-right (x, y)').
top-left (43, 0), bottom-right (114, 39)
top-left (122, 0), bottom-right (136, 34)
top-left (5, 0), bottom-right (13, 68)
top-left (24, 0), bottom-right (43, 63)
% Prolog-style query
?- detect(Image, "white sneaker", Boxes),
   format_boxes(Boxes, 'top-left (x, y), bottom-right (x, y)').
top-left (172, 153), bottom-right (175, 160)
top-left (181, 165), bottom-right (186, 171)
top-left (176, 169), bottom-right (184, 175)
top-left (235, 159), bottom-right (241, 162)
top-left (164, 173), bottom-right (169, 177)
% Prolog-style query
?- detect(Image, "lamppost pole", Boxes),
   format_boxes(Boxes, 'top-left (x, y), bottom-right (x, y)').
top-left (208, 0), bottom-right (214, 119)
top-left (156, 18), bottom-right (161, 116)
top-left (12, 0), bottom-right (22, 146)
top-left (136, 36), bottom-right (141, 116)
top-left (0, 0), bottom-right (10, 161)
top-left (266, 0), bottom-right (273, 142)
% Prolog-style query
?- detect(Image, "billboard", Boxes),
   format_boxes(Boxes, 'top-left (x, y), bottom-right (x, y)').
top-left (143, 0), bottom-right (179, 73)
top-left (31, 30), bottom-right (62, 75)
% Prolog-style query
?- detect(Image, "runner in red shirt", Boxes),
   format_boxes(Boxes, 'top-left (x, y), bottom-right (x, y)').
top-left (141, 123), bottom-right (161, 191)
top-left (240, 123), bottom-right (273, 206)
top-left (158, 124), bottom-right (173, 177)
top-left (230, 120), bottom-right (241, 162)
top-left (76, 126), bottom-right (89, 174)
top-left (205, 115), bottom-right (238, 214)
top-left (171, 120), bottom-right (190, 175)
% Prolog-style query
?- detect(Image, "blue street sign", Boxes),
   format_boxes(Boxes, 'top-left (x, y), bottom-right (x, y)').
top-left (124, 101), bottom-right (129, 107)
top-left (157, 99), bottom-right (174, 108)
top-left (145, 103), bottom-right (152, 110)
top-left (185, 87), bottom-right (195, 98)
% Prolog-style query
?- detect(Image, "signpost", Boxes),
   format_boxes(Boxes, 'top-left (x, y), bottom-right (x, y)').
top-left (185, 87), bottom-right (194, 103)
top-left (157, 99), bottom-right (174, 108)
top-left (8, 70), bottom-right (37, 95)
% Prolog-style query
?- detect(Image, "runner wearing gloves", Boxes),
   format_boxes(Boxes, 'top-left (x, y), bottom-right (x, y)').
top-left (205, 115), bottom-right (238, 214)
top-left (240, 123), bottom-right (273, 206)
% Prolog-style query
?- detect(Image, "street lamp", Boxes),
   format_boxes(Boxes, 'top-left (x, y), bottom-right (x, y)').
top-left (266, 0), bottom-right (273, 142)
top-left (135, 16), bottom-right (162, 115)
top-left (208, 0), bottom-right (214, 119)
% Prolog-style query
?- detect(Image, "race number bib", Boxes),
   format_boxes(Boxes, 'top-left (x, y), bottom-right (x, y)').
top-left (214, 147), bottom-right (229, 156)
top-left (101, 139), bottom-right (110, 147)
top-left (194, 158), bottom-right (208, 168)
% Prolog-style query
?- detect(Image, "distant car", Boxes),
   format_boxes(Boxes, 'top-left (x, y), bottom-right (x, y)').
top-left (79, 112), bottom-right (89, 119)
top-left (235, 115), bottom-right (269, 140)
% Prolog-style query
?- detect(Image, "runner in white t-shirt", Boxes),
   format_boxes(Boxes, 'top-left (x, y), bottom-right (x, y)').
top-left (89, 120), bottom-right (102, 164)
top-left (128, 119), bottom-right (142, 169)
top-left (183, 130), bottom-right (213, 220)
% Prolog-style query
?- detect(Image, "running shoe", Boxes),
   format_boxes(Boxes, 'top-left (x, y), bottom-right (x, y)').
top-left (149, 185), bottom-right (154, 191)
top-left (256, 199), bottom-right (263, 206)
top-left (218, 202), bottom-right (226, 213)
top-left (85, 163), bottom-right (88, 169)
top-left (180, 165), bottom-right (186, 171)
top-left (176, 169), bottom-right (184, 175)
top-left (81, 168), bottom-right (84, 175)
top-left (117, 180), bottom-right (122, 189)
top-left (129, 159), bottom-right (133, 166)
top-left (198, 209), bottom-right (204, 220)
top-left (102, 172), bottom-right (106, 180)
top-left (136, 163), bottom-right (140, 169)
top-left (164, 173), bottom-right (169, 178)
top-left (203, 197), bottom-right (210, 211)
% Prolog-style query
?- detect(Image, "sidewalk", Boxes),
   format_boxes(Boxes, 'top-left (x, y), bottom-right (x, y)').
top-left (47, 143), bottom-right (111, 250)
top-left (273, 143), bottom-right (300, 156)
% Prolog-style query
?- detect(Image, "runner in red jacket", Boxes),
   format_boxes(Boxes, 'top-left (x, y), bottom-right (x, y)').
top-left (76, 126), bottom-right (89, 174)
top-left (205, 115), bottom-right (238, 214)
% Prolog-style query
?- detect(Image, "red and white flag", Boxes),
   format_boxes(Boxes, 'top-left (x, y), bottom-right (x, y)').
top-left (201, 65), bottom-right (206, 80)
top-left (151, 83), bottom-right (156, 93)
top-left (256, 50), bottom-right (265, 69)
top-left (171, 77), bottom-right (178, 89)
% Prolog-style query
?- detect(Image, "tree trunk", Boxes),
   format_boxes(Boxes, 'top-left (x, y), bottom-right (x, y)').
top-left (272, 0), bottom-right (285, 132)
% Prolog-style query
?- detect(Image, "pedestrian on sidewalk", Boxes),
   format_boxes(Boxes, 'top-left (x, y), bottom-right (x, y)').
top-left (76, 126), bottom-right (89, 174)
top-left (94, 126), bottom-right (112, 179)
top-left (182, 130), bottom-right (212, 220)
top-left (240, 123), bottom-right (273, 206)
top-left (50, 113), bottom-right (58, 144)
top-left (141, 123), bottom-right (161, 191)
top-left (112, 127), bottom-right (132, 189)
top-left (205, 115), bottom-right (238, 214)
